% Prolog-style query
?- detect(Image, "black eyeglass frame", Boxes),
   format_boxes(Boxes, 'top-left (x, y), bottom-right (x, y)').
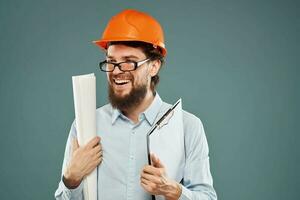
top-left (99, 58), bottom-right (150, 72)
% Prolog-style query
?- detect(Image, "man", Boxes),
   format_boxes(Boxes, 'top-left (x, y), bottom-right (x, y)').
top-left (55, 9), bottom-right (217, 200)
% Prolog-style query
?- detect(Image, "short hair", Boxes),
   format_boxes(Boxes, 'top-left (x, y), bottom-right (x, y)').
top-left (107, 41), bottom-right (165, 92)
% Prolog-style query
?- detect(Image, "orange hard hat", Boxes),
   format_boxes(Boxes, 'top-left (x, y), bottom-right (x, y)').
top-left (93, 9), bottom-right (167, 56)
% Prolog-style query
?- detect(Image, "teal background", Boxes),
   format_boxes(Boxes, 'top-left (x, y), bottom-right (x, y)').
top-left (0, 0), bottom-right (299, 199)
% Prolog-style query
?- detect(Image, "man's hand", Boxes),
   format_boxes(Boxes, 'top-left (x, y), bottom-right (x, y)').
top-left (63, 136), bottom-right (103, 189)
top-left (140, 154), bottom-right (182, 200)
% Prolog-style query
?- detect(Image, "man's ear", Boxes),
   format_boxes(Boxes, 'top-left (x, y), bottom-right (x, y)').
top-left (149, 59), bottom-right (161, 77)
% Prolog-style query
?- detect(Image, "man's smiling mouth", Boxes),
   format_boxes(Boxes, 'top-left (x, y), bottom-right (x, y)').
top-left (113, 78), bottom-right (131, 85)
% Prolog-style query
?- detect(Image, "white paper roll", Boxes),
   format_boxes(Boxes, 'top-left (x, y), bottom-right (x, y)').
top-left (72, 73), bottom-right (97, 200)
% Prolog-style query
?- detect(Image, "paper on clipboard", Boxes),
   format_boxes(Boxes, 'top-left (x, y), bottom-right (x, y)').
top-left (72, 73), bottom-right (97, 200)
top-left (148, 99), bottom-right (185, 183)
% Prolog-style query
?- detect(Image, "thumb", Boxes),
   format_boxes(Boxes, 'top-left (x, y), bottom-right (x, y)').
top-left (151, 153), bottom-right (164, 168)
top-left (71, 137), bottom-right (79, 154)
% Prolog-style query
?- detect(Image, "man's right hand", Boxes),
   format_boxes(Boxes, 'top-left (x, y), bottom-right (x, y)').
top-left (63, 136), bottom-right (103, 189)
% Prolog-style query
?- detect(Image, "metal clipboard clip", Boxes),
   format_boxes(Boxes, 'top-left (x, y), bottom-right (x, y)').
top-left (149, 98), bottom-right (181, 135)
top-left (157, 109), bottom-right (174, 129)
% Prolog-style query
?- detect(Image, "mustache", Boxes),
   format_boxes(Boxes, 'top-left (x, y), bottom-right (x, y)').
top-left (111, 73), bottom-right (133, 80)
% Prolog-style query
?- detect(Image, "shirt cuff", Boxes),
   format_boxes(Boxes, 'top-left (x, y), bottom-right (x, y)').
top-left (178, 185), bottom-right (192, 200)
top-left (54, 178), bottom-right (83, 199)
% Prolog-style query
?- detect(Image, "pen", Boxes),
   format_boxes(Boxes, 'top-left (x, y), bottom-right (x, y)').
top-left (148, 99), bottom-right (181, 136)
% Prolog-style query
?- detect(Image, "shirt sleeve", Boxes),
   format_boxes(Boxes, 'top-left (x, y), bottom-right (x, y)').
top-left (179, 112), bottom-right (218, 200)
top-left (54, 121), bottom-right (84, 200)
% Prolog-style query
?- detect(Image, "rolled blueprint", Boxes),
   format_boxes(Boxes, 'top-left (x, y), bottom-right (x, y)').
top-left (72, 73), bottom-right (97, 200)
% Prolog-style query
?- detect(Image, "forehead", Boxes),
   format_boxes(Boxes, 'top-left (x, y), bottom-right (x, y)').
top-left (106, 44), bottom-right (146, 59)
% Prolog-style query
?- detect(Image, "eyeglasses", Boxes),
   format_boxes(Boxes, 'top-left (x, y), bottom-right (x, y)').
top-left (99, 58), bottom-right (150, 72)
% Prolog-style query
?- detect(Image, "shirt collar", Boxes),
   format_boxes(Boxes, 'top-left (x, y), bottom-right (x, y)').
top-left (143, 93), bottom-right (162, 125)
top-left (111, 107), bottom-right (121, 124)
top-left (111, 92), bottom-right (163, 125)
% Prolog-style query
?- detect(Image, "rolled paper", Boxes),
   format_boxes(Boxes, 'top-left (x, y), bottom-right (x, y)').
top-left (72, 73), bottom-right (97, 200)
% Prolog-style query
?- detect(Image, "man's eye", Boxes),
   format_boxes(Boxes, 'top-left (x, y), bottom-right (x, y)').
top-left (125, 60), bottom-right (136, 63)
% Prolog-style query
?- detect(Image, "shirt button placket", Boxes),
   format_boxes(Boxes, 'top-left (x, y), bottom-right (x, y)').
top-left (127, 128), bottom-right (136, 200)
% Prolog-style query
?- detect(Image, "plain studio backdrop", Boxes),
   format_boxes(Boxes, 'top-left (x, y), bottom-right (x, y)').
top-left (0, 0), bottom-right (299, 199)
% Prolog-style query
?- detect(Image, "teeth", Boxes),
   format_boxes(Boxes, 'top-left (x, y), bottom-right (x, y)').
top-left (114, 79), bottom-right (130, 84)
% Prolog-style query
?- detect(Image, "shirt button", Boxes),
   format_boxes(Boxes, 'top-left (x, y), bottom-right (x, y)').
top-left (132, 131), bottom-right (135, 134)
top-left (130, 156), bottom-right (134, 160)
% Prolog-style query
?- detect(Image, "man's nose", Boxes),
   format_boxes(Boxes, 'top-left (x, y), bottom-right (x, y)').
top-left (111, 65), bottom-right (123, 74)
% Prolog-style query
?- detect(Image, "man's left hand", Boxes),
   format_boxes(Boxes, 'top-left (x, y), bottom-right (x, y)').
top-left (140, 154), bottom-right (182, 200)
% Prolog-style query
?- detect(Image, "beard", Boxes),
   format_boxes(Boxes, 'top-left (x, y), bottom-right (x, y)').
top-left (108, 79), bottom-right (148, 112)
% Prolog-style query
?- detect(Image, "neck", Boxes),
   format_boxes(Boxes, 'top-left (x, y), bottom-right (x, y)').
top-left (123, 90), bottom-right (155, 124)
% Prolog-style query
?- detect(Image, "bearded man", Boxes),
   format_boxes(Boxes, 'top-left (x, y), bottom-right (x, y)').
top-left (55, 9), bottom-right (217, 200)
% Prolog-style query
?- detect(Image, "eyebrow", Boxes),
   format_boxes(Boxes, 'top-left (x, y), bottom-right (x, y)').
top-left (106, 55), bottom-right (140, 60)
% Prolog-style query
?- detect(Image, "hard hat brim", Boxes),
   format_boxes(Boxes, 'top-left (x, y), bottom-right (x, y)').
top-left (92, 39), bottom-right (167, 56)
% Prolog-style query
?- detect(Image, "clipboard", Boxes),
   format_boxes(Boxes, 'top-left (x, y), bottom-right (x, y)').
top-left (146, 98), bottom-right (185, 200)
top-left (146, 98), bottom-right (182, 164)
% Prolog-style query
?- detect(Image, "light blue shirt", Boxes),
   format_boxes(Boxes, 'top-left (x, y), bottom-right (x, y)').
top-left (55, 94), bottom-right (217, 200)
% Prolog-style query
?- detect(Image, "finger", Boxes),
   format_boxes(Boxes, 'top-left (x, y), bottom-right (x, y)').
top-left (141, 181), bottom-right (151, 192)
top-left (86, 136), bottom-right (101, 149)
top-left (94, 156), bottom-right (102, 166)
top-left (88, 156), bottom-right (102, 169)
top-left (151, 153), bottom-right (164, 168)
top-left (85, 159), bottom-right (101, 175)
top-left (91, 144), bottom-right (102, 154)
top-left (140, 179), bottom-right (158, 194)
top-left (140, 178), bottom-right (155, 191)
top-left (143, 165), bottom-right (157, 174)
top-left (141, 172), bottom-right (163, 184)
top-left (160, 175), bottom-right (168, 184)
top-left (71, 137), bottom-right (79, 154)
top-left (150, 153), bottom-right (158, 165)
top-left (91, 156), bottom-right (103, 168)
top-left (93, 150), bottom-right (103, 160)
top-left (143, 165), bottom-right (163, 176)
